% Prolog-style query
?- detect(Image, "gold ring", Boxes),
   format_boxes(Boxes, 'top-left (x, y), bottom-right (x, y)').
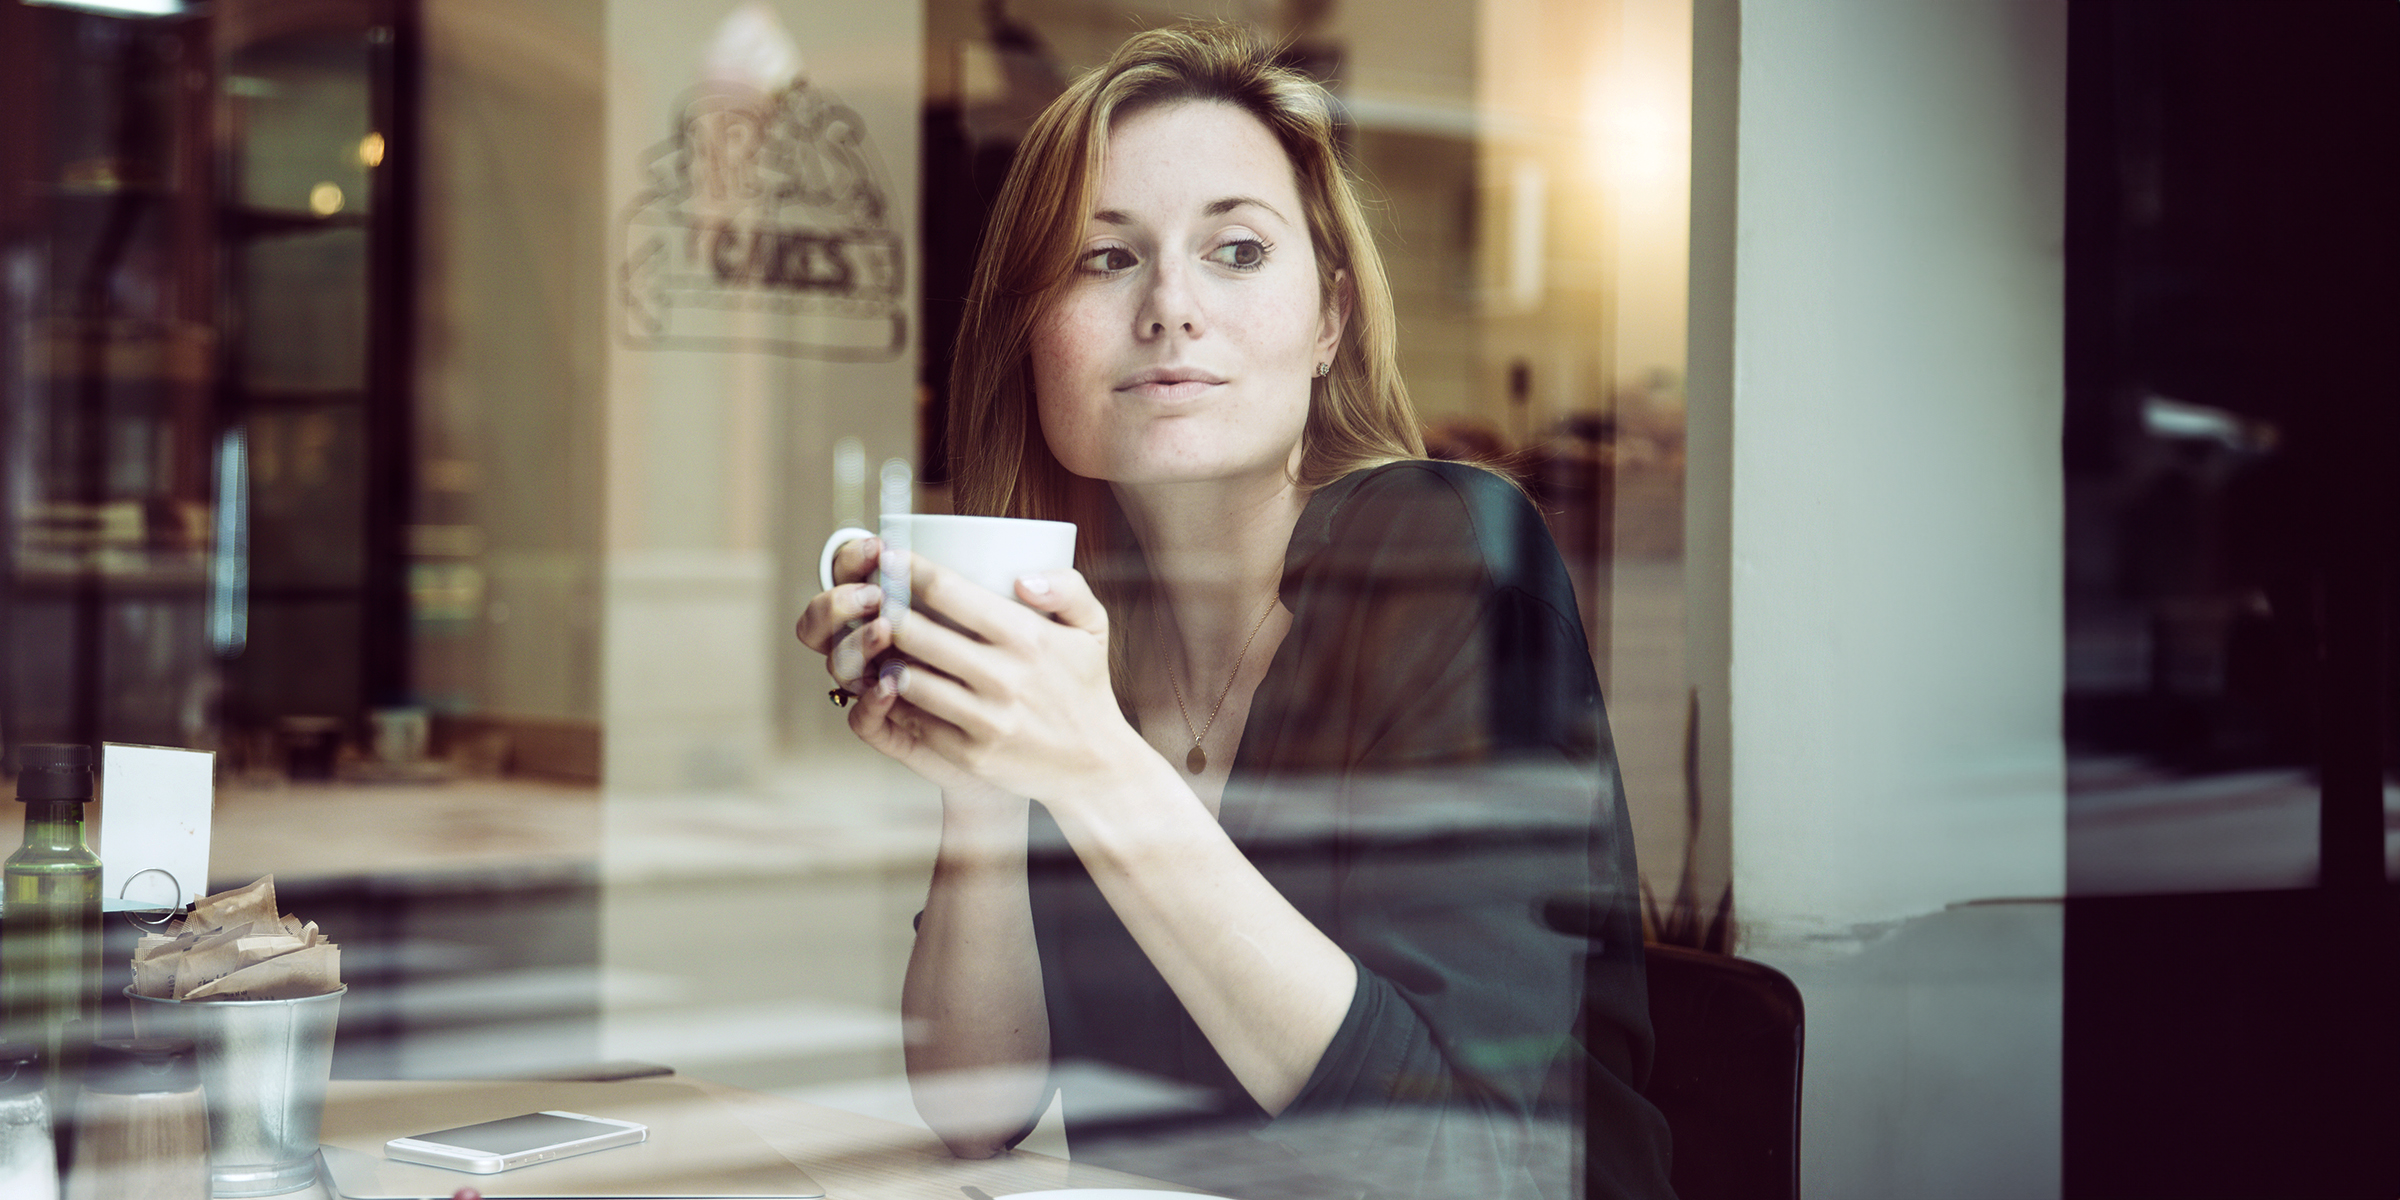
top-left (827, 688), bottom-right (853, 708)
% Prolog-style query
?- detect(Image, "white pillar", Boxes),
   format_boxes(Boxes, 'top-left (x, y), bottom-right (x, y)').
top-left (1689, 1), bottom-right (2066, 1194)
top-left (600, 0), bottom-right (921, 793)
top-left (595, 0), bottom-right (926, 1095)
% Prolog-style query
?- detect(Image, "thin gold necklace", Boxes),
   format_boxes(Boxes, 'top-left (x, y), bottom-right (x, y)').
top-left (1159, 591), bottom-right (1280, 775)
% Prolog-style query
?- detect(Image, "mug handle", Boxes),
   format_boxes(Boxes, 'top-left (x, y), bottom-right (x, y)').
top-left (819, 527), bottom-right (878, 593)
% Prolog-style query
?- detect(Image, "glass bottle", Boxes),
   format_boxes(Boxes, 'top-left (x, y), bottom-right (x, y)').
top-left (2, 744), bottom-right (103, 1113)
top-left (0, 1042), bottom-right (59, 1200)
top-left (67, 1039), bottom-right (209, 1200)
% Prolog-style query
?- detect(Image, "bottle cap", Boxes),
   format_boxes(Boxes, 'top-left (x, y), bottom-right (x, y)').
top-left (84, 1038), bottom-right (200, 1094)
top-left (13, 742), bottom-right (93, 802)
top-left (0, 1042), bottom-right (42, 1098)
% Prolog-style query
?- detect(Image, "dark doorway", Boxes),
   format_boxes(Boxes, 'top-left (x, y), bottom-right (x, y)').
top-left (2062, 2), bottom-right (2400, 1196)
top-left (0, 0), bottom-right (419, 764)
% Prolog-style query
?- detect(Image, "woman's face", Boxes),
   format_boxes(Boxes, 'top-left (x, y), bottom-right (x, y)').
top-left (1030, 100), bottom-right (1343, 490)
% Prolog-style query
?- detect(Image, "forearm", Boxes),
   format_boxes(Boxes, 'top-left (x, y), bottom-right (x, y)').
top-left (1050, 753), bottom-right (1358, 1116)
top-left (901, 792), bottom-right (1050, 1156)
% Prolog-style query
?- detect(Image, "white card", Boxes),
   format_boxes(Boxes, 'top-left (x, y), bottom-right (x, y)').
top-left (97, 743), bottom-right (215, 909)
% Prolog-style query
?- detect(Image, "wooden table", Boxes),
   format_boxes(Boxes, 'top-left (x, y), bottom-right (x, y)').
top-left (294, 1077), bottom-right (1193, 1199)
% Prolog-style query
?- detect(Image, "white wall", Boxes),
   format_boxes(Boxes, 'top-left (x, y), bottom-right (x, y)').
top-left (600, 0), bottom-right (921, 792)
top-left (1726, 0), bottom-right (2066, 935)
top-left (1690, 0), bottom-right (2067, 1194)
top-left (595, 0), bottom-right (929, 1105)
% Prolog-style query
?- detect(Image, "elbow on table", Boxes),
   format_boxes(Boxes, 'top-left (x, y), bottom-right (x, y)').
top-left (933, 1128), bottom-right (1021, 1160)
top-left (922, 1098), bottom-right (1039, 1160)
top-left (906, 1062), bottom-right (1049, 1160)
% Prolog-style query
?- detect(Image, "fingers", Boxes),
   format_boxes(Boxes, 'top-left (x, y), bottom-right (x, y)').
top-left (796, 534), bottom-right (885, 653)
top-left (878, 561), bottom-right (1109, 722)
top-left (870, 659), bottom-right (989, 739)
top-left (850, 668), bottom-right (969, 759)
top-left (824, 615), bottom-right (892, 691)
top-left (831, 535), bottom-right (882, 585)
top-left (907, 553), bottom-right (1049, 646)
top-left (1015, 569), bottom-right (1107, 635)
top-left (884, 612), bottom-right (1008, 696)
top-left (848, 670), bottom-right (905, 745)
top-left (836, 555), bottom-right (1116, 791)
top-left (796, 581), bottom-right (883, 654)
top-left (826, 605), bottom-right (998, 718)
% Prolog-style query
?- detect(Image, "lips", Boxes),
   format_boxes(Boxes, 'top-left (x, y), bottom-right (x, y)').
top-left (1116, 365), bottom-right (1227, 402)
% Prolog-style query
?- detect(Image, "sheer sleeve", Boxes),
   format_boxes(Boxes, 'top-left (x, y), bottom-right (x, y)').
top-left (1229, 462), bottom-right (1671, 1199)
top-left (1030, 462), bottom-right (1670, 1200)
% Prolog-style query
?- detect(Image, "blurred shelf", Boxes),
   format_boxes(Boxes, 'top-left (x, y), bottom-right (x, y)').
top-left (233, 386), bottom-right (367, 409)
top-left (227, 205), bottom-right (370, 238)
top-left (30, 181), bottom-right (177, 199)
top-left (23, 318), bottom-right (216, 384)
top-left (8, 561), bottom-right (210, 595)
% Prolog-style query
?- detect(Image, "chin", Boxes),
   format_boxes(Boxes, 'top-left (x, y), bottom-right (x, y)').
top-left (1049, 420), bottom-right (1303, 489)
top-left (1106, 457), bottom-right (1297, 489)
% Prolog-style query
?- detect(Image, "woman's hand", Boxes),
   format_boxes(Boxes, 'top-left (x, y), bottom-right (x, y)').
top-left (852, 554), bottom-right (1152, 806)
top-left (794, 532), bottom-right (883, 671)
top-left (795, 536), bottom-right (992, 797)
top-left (847, 556), bottom-right (1351, 1120)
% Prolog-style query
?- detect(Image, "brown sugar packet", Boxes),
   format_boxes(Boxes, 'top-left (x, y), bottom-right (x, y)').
top-left (134, 877), bottom-right (342, 1001)
top-left (133, 958), bottom-right (178, 999)
top-left (184, 943), bottom-right (341, 1001)
top-left (132, 934), bottom-right (183, 999)
top-left (190, 876), bottom-right (277, 935)
top-left (172, 922), bottom-right (258, 1000)
top-left (236, 935), bottom-right (306, 963)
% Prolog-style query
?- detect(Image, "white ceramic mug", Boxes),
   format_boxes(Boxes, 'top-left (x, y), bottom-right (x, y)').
top-left (818, 514), bottom-right (1078, 606)
top-left (369, 706), bottom-right (429, 763)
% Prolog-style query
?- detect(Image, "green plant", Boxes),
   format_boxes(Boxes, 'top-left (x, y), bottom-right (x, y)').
top-left (1641, 688), bottom-right (1734, 953)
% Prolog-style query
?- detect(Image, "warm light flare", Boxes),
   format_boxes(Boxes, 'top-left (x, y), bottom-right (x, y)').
top-left (1584, 66), bottom-right (1688, 195)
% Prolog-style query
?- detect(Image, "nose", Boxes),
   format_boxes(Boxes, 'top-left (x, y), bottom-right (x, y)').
top-left (1137, 257), bottom-right (1205, 340)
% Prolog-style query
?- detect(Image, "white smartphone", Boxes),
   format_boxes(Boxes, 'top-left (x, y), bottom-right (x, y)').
top-left (384, 1110), bottom-right (648, 1174)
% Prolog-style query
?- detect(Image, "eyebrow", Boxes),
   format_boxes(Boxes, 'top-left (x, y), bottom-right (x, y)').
top-left (1091, 195), bottom-right (1287, 225)
top-left (1204, 195), bottom-right (1284, 220)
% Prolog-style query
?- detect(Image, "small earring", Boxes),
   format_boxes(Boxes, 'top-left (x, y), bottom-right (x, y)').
top-left (1314, 362), bottom-right (1331, 378)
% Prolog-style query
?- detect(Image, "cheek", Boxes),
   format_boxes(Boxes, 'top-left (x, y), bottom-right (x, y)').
top-left (1237, 281), bottom-right (1328, 368)
top-left (1030, 306), bottom-right (1110, 475)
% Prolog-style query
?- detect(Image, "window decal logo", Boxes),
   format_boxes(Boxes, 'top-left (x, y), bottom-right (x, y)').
top-left (619, 15), bottom-right (906, 361)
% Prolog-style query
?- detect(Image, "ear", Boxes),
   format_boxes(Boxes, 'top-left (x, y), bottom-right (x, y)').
top-left (1316, 267), bottom-right (1351, 368)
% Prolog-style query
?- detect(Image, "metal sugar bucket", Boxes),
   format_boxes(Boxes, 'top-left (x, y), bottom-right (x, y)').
top-left (127, 985), bottom-right (345, 1197)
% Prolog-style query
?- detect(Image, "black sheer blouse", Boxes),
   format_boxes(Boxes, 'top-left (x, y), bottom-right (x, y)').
top-left (1025, 460), bottom-right (1672, 1199)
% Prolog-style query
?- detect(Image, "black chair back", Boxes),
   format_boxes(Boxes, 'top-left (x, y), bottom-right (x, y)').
top-left (1642, 944), bottom-right (1805, 1200)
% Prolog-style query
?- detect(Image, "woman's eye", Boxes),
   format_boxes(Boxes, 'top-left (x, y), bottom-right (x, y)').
top-left (1082, 247), bottom-right (1137, 274)
top-left (1209, 239), bottom-right (1268, 270)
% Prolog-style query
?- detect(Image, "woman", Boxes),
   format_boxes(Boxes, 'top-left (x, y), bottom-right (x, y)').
top-left (797, 24), bottom-right (1667, 1199)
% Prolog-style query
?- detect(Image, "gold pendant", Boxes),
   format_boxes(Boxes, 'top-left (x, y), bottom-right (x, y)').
top-left (1186, 744), bottom-right (1207, 774)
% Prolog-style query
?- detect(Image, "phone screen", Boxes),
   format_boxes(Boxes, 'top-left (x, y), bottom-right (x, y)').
top-left (409, 1113), bottom-right (621, 1155)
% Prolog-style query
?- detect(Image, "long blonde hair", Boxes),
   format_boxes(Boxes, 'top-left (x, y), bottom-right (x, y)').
top-left (946, 23), bottom-right (1423, 537)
